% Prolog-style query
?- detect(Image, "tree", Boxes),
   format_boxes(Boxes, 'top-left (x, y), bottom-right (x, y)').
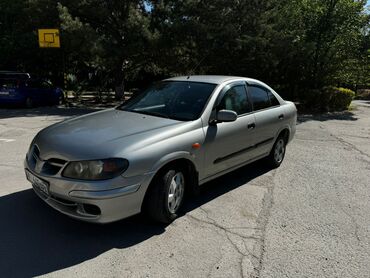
top-left (0, 0), bottom-right (368, 101)
top-left (58, 0), bottom-right (153, 95)
top-left (270, 0), bottom-right (369, 97)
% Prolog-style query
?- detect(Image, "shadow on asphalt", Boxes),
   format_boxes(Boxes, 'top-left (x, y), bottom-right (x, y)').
top-left (0, 160), bottom-right (271, 277)
top-left (0, 106), bottom-right (101, 119)
top-left (297, 110), bottom-right (358, 124)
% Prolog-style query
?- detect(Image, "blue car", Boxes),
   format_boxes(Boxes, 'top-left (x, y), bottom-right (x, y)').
top-left (0, 73), bottom-right (63, 108)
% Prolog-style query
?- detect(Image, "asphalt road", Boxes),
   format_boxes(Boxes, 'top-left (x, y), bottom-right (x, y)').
top-left (0, 102), bottom-right (369, 277)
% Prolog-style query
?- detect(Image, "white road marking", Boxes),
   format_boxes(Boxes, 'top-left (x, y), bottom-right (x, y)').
top-left (0, 138), bottom-right (15, 143)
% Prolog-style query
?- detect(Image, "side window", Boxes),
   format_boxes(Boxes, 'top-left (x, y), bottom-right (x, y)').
top-left (268, 91), bottom-right (280, 106)
top-left (249, 86), bottom-right (271, 111)
top-left (27, 80), bottom-right (40, 88)
top-left (218, 85), bottom-right (250, 115)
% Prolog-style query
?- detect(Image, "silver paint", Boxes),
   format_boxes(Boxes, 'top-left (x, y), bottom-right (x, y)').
top-left (24, 76), bottom-right (297, 223)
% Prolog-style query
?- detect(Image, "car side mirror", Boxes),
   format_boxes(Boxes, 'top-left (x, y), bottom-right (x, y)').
top-left (216, 110), bottom-right (237, 123)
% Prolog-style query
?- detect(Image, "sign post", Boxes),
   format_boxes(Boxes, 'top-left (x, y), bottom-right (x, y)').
top-left (38, 29), bottom-right (66, 97)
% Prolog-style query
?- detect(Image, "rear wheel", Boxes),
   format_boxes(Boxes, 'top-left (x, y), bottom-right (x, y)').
top-left (144, 168), bottom-right (185, 223)
top-left (267, 136), bottom-right (286, 168)
top-left (56, 95), bottom-right (64, 106)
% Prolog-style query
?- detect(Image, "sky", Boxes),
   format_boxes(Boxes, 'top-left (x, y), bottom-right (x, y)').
top-left (142, 1), bottom-right (370, 13)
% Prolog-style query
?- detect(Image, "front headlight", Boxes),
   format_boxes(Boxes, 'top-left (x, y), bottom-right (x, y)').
top-left (62, 158), bottom-right (129, 180)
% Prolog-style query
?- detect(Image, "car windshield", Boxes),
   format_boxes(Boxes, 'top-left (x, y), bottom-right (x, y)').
top-left (118, 81), bottom-right (216, 121)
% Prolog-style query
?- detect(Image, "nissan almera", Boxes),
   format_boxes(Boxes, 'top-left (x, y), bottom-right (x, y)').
top-left (25, 76), bottom-right (296, 223)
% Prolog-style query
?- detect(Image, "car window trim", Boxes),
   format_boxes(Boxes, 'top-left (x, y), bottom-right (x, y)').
top-left (212, 81), bottom-right (252, 117)
top-left (267, 90), bottom-right (281, 108)
top-left (247, 84), bottom-right (281, 112)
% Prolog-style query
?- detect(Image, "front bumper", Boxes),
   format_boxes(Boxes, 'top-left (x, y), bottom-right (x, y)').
top-left (24, 159), bottom-right (155, 223)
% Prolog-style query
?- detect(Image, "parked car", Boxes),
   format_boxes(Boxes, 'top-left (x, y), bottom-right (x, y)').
top-left (25, 75), bottom-right (297, 223)
top-left (0, 73), bottom-right (63, 107)
top-left (0, 71), bottom-right (30, 80)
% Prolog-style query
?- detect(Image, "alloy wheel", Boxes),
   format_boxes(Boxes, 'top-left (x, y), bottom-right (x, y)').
top-left (167, 172), bottom-right (185, 214)
top-left (274, 138), bottom-right (285, 163)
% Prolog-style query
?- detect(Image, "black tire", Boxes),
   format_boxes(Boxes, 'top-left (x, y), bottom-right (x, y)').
top-left (144, 168), bottom-right (186, 224)
top-left (55, 95), bottom-right (64, 106)
top-left (266, 135), bottom-right (286, 168)
top-left (58, 95), bottom-right (65, 105)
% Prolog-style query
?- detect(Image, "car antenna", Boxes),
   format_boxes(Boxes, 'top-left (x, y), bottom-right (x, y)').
top-left (187, 54), bottom-right (208, 79)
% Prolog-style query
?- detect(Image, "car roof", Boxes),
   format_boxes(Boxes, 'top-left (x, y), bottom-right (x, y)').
top-left (0, 71), bottom-right (31, 80)
top-left (164, 75), bottom-right (262, 85)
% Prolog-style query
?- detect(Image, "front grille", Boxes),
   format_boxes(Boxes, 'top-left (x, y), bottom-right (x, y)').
top-left (28, 145), bottom-right (67, 176)
top-left (48, 158), bottom-right (67, 166)
top-left (42, 160), bottom-right (66, 175)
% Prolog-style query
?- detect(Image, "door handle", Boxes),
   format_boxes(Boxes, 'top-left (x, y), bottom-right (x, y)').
top-left (278, 114), bottom-right (284, 120)
top-left (248, 123), bottom-right (256, 129)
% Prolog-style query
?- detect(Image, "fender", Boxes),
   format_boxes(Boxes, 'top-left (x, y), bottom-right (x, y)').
top-left (149, 151), bottom-right (199, 175)
top-left (275, 124), bottom-right (291, 140)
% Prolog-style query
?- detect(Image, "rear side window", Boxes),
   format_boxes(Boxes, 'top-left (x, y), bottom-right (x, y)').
top-left (0, 79), bottom-right (18, 89)
top-left (27, 80), bottom-right (41, 88)
top-left (249, 86), bottom-right (271, 111)
top-left (218, 84), bottom-right (251, 115)
top-left (268, 91), bottom-right (280, 106)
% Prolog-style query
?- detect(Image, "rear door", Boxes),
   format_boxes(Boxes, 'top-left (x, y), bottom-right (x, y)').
top-left (26, 80), bottom-right (43, 104)
top-left (26, 79), bottom-right (54, 104)
top-left (40, 80), bottom-right (56, 103)
top-left (203, 81), bottom-right (257, 178)
top-left (247, 85), bottom-right (285, 156)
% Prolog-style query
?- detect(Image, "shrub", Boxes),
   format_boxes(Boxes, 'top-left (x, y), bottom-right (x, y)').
top-left (330, 87), bottom-right (355, 111)
top-left (301, 86), bottom-right (355, 112)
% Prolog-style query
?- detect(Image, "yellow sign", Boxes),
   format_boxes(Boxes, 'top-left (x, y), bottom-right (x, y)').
top-left (38, 29), bottom-right (60, 48)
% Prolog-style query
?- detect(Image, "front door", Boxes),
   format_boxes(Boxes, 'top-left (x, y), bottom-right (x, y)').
top-left (203, 82), bottom-right (257, 178)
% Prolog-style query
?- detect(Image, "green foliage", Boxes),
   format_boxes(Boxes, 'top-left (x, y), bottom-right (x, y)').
top-left (302, 86), bottom-right (355, 111)
top-left (0, 0), bottom-right (368, 104)
top-left (331, 87), bottom-right (355, 110)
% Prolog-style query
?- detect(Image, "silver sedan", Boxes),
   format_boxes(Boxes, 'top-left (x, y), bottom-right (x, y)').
top-left (24, 75), bottom-right (297, 223)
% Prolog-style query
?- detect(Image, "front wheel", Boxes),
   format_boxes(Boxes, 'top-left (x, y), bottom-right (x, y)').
top-left (267, 136), bottom-right (286, 168)
top-left (144, 168), bottom-right (186, 223)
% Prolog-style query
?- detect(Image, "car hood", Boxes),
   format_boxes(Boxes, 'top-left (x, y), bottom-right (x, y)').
top-left (34, 108), bottom-right (186, 160)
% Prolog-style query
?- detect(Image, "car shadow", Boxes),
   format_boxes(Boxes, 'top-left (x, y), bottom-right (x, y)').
top-left (0, 106), bottom-right (101, 119)
top-left (0, 160), bottom-right (271, 277)
top-left (297, 111), bottom-right (358, 124)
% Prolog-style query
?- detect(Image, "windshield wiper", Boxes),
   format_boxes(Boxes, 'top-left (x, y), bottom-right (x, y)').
top-left (167, 115), bottom-right (192, 121)
top-left (126, 109), bottom-right (170, 119)
top-left (118, 108), bottom-right (192, 121)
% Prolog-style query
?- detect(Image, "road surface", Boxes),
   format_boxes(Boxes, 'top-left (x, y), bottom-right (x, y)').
top-left (0, 103), bottom-right (369, 277)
